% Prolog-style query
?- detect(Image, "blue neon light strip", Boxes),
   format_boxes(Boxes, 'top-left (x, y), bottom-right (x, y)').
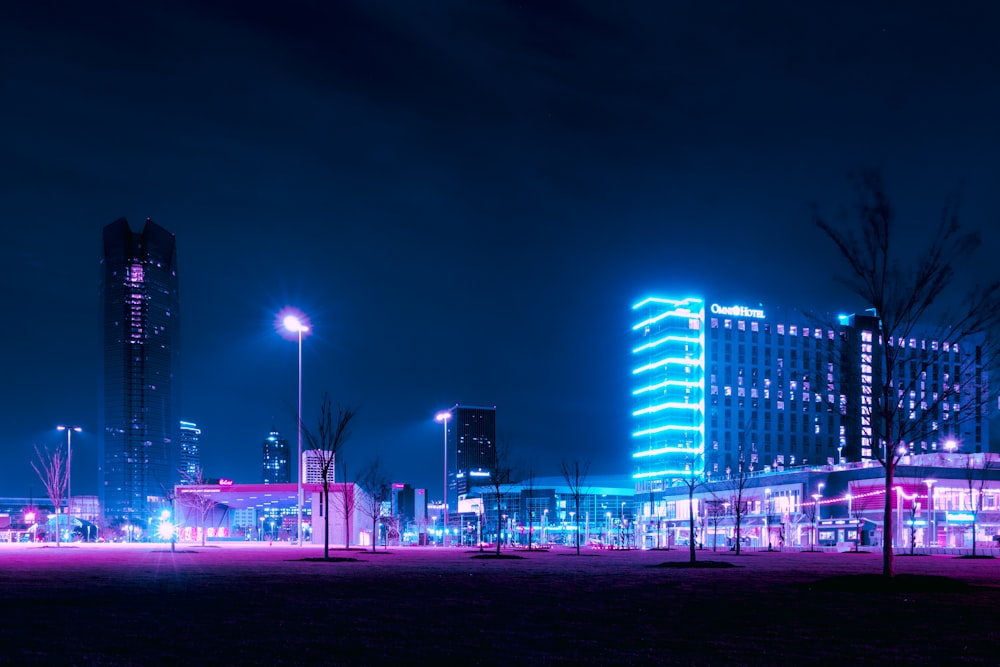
top-left (633, 446), bottom-right (705, 458)
top-left (633, 469), bottom-right (695, 480)
top-left (632, 380), bottom-right (701, 395)
top-left (632, 424), bottom-right (700, 437)
top-left (632, 297), bottom-right (703, 310)
top-left (632, 334), bottom-right (701, 354)
top-left (632, 402), bottom-right (700, 417)
top-left (632, 309), bottom-right (701, 331)
top-left (632, 357), bottom-right (703, 375)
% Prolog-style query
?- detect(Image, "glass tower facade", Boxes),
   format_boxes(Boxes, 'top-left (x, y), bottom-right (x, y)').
top-left (100, 218), bottom-right (180, 526)
top-left (631, 298), bottom-right (706, 485)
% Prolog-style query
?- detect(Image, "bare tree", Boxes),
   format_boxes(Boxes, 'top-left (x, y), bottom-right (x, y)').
top-left (486, 442), bottom-right (516, 556)
top-left (963, 454), bottom-right (993, 557)
top-left (32, 445), bottom-right (68, 546)
top-left (721, 427), bottom-right (753, 555)
top-left (359, 455), bottom-right (390, 553)
top-left (560, 459), bottom-right (590, 556)
top-left (705, 497), bottom-right (727, 552)
top-left (176, 468), bottom-right (219, 547)
top-left (675, 454), bottom-right (705, 563)
top-left (816, 170), bottom-right (1000, 576)
top-left (301, 394), bottom-right (358, 560)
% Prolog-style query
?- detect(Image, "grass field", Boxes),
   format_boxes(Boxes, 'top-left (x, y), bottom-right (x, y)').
top-left (1, 543), bottom-right (997, 665)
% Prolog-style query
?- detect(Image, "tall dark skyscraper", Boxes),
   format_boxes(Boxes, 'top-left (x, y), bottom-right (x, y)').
top-left (100, 218), bottom-right (180, 526)
top-left (262, 428), bottom-right (291, 484)
top-left (448, 405), bottom-right (497, 502)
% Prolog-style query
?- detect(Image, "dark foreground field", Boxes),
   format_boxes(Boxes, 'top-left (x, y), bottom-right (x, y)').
top-left (1, 544), bottom-right (998, 666)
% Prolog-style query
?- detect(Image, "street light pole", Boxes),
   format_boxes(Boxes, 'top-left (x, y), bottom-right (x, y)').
top-left (435, 410), bottom-right (452, 547)
top-left (924, 479), bottom-right (936, 549)
top-left (811, 493), bottom-right (822, 549)
top-left (282, 313), bottom-right (309, 547)
top-left (764, 488), bottom-right (771, 550)
top-left (56, 426), bottom-right (82, 528)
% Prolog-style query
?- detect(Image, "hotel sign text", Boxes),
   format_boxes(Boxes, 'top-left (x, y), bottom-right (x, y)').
top-left (710, 303), bottom-right (765, 319)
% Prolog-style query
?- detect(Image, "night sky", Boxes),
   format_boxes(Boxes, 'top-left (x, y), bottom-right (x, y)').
top-left (3, 2), bottom-right (999, 498)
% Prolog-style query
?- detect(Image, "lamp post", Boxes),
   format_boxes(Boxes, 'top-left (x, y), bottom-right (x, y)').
top-left (282, 312), bottom-right (309, 546)
top-left (435, 410), bottom-right (451, 547)
top-left (924, 479), bottom-right (936, 549)
top-left (56, 425), bottom-right (82, 527)
top-left (764, 488), bottom-right (771, 550)
top-left (811, 493), bottom-right (821, 549)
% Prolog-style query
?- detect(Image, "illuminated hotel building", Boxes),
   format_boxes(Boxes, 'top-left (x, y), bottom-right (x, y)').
top-left (100, 218), bottom-right (180, 525)
top-left (631, 297), bottom-right (987, 492)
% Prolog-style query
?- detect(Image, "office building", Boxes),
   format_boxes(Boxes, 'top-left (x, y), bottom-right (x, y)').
top-left (631, 296), bottom-right (988, 493)
top-left (303, 449), bottom-right (333, 484)
top-left (444, 405), bottom-right (497, 502)
top-left (262, 428), bottom-right (291, 484)
top-left (100, 218), bottom-right (180, 526)
top-left (179, 421), bottom-right (201, 481)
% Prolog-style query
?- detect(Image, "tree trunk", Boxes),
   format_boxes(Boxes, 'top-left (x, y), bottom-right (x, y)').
top-left (735, 515), bottom-right (741, 555)
top-left (496, 492), bottom-right (502, 557)
top-left (688, 486), bottom-right (696, 563)
top-left (575, 497), bottom-right (581, 556)
top-left (883, 460), bottom-right (894, 577)
top-left (323, 486), bottom-right (331, 560)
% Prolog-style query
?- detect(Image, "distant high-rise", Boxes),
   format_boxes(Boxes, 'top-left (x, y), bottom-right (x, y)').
top-left (303, 449), bottom-right (333, 484)
top-left (179, 421), bottom-right (201, 481)
top-left (446, 405), bottom-right (497, 502)
top-left (262, 428), bottom-right (291, 484)
top-left (100, 218), bottom-right (180, 526)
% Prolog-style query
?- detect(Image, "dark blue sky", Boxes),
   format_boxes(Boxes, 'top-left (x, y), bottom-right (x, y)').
top-left (2, 1), bottom-right (999, 497)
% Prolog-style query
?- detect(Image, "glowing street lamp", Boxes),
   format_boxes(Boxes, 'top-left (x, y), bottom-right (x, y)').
top-left (280, 310), bottom-right (310, 546)
top-left (56, 426), bottom-right (82, 524)
top-left (435, 410), bottom-right (452, 547)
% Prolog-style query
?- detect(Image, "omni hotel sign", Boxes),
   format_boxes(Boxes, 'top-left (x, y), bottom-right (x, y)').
top-left (710, 303), bottom-right (766, 319)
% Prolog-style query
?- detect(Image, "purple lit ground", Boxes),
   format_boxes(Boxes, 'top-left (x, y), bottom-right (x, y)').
top-left (1, 544), bottom-right (998, 665)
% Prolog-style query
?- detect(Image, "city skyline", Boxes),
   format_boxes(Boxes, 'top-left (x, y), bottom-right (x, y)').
top-left (3, 3), bottom-right (1000, 497)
